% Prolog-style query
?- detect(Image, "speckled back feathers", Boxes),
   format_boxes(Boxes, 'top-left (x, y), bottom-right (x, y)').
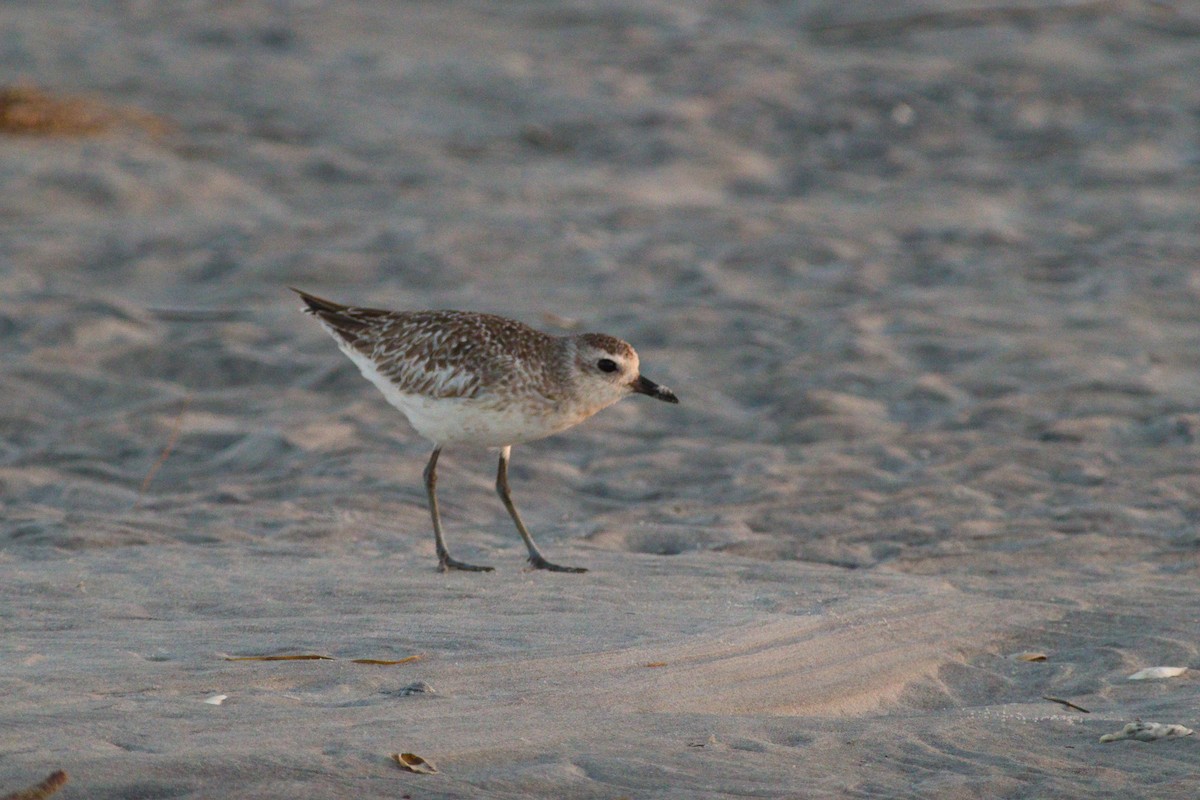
top-left (298, 294), bottom-right (567, 401)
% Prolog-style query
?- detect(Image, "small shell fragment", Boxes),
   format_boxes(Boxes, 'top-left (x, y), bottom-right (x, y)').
top-left (203, 694), bottom-right (227, 705)
top-left (391, 752), bottom-right (438, 774)
top-left (541, 312), bottom-right (581, 330)
top-left (1099, 722), bottom-right (1194, 743)
top-left (1128, 666), bottom-right (1187, 680)
top-left (544, 309), bottom-right (580, 328)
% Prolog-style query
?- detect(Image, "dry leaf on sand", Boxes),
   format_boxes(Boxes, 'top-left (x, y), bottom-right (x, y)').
top-left (1, 769), bottom-right (68, 800)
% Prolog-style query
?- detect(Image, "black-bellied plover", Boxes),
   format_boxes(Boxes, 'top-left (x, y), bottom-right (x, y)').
top-left (294, 289), bottom-right (679, 573)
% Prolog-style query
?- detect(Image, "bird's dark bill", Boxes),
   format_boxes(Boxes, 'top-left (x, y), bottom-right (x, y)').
top-left (631, 375), bottom-right (679, 404)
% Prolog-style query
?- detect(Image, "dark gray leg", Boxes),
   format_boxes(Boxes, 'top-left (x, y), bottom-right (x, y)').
top-left (424, 448), bottom-right (493, 572)
top-left (496, 446), bottom-right (587, 573)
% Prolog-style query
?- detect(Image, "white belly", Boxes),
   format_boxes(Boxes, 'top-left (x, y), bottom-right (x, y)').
top-left (340, 339), bottom-right (582, 447)
top-left (394, 393), bottom-right (580, 446)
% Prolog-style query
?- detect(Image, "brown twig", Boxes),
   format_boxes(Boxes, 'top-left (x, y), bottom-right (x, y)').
top-left (224, 654), bottom-right (334, 661)
top-left (808, 1), bottom-right (1125, 42)
top-left (2, 770), bottom-right (68, 800)
top-left (1043, 695), bottom-right (1091, 713)
top-left (137, 395), bottom-right (192, 502)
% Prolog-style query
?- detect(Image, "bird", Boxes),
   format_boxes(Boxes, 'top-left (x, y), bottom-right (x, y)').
top-left (293, 288), bottom-right (679, 573)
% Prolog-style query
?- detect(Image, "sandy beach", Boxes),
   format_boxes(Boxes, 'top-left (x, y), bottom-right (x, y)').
top-left (3, 1), bottom-right (1200, 797)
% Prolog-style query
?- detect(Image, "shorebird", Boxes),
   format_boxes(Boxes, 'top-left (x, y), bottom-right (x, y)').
top-left (294, 289), bottom-right (679, 573)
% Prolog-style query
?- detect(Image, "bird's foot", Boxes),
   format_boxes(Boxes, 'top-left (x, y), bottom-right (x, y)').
top-left (438, 555), bottom-right (495, 572)
top-left (527, 555), bottom-right (588, 573)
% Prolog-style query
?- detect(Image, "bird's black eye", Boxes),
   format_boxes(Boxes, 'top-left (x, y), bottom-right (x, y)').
top-left (597, 358), bottom-right (618, 373)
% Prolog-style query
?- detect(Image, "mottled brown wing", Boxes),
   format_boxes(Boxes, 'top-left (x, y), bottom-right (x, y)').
top-left (363, 312), bottom-right (490, 399)
top-left (295, 290), bottom-right (486, 399)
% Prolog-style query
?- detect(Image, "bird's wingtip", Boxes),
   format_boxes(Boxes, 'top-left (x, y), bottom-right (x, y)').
top-left (290, 287), bottom-right (344, 316)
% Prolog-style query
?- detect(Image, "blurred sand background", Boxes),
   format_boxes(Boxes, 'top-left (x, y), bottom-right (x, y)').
top-left (3, 1), bottom-right (1200, 797)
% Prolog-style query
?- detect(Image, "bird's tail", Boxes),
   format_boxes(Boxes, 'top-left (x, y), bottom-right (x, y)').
top-left (289, 287), bottom-right (373, 339)
top-left (290, 287), bottom-right (348, 316)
